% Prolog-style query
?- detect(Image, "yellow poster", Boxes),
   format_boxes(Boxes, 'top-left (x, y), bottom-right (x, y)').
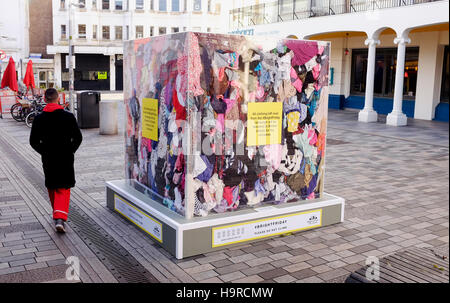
top-left (142, 98), bottom-right (159, 141)
top-left (98, 71), bottom-right (108, 79)
top-left (247, 102), bottom-right (283, 146)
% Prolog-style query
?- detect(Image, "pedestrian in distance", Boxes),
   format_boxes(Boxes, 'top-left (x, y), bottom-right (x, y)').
top-left (29, 88), bottom-right (82, 233)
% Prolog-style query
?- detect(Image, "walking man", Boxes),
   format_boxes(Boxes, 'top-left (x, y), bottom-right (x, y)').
top-left (30, 88), bottom-right (82, 232)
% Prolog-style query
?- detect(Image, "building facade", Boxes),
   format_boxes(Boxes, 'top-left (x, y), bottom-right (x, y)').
top-left (229, 0), bottom-right (449, 123)
top-left (47, 0), bottom-right (231, 92)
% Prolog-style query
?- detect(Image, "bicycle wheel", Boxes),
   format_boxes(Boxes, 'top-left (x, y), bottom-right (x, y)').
top-left (10, 103), bottom-right (23, 122)
top-left (20, 106), bottom-right (31, 122)
top-left (25, 111), bottom-right (38, 128)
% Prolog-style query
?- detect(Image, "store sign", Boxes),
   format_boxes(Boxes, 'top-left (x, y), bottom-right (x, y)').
top-left (212, 209), bottom-right (322, 247)
top-left (247, 101), bottom-right (282, 146)
top-left (114, 194), bottom-right (163, 242)
top-left (142, 98), bottom-right (159, 141)
top-left (98, 71), bottom-right (108, 79)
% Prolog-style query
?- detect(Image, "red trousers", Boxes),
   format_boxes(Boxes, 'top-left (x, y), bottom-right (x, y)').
top-left (47, 188), bottom-right (71, 221)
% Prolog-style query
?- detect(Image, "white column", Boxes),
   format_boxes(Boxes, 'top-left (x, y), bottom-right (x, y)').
top-left (358, 38), bottom-right (380, 123)
top-left (387, 36), bottom-right (410, 126)
top-left (110, 55), bottom-right (116, 91)
top-left (54, 53), bottom-right (62, 89)
top-left (414, 32), bottom-right (444, 120)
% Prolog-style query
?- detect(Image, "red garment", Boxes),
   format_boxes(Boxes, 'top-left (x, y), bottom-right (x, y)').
top-left (43, 103), bottom-right (64, 112)
top-left (172, 88), bottom-right (186, 121)
top-left (223, 186), bottom-right (234, 206)
top-left (23, 60), bottom-right (36, 89)
top-left (47, 188), bottom-right (71, 221)
top-left (1, 57), bottom-right (18, 92)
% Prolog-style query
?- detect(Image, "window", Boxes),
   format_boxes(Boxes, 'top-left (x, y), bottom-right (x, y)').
top-left (78, 24), bottom-right (86, 39)
top-left (92, 0), bottom-right (97, 9)
top-left (172, 27), bottom-right (179, 33)
top-left (102, 26), bottom-right (110, 39)
top-left (441, 46), bottom-right (449, 103)
top-left (159, 0), bottom-right (166, 11)
top-left (102, 0), bottom-right (109, 9)
top-left (93, 25), bottom-right (98, 39)
top-left (61, 25), bottom-right (67, 39)
top-left (193, 0), bottom-right (201, 11)
top-left (150, 26), bottom-right (154, 36)
top-left (60, 0), bottom-right (65, 9)
top-left (115, 0), bottom-right (123, 10)
top-left (150, 0), bottom-right (154, 10)
top-left (207, 0), bottom-right (211, 12)
top-left (38, 70), bottom-right (55, 89)
top-left (136, 26), bottom-right (143, 38)
top-left (115, 26), bottom-right (123, 40)
top-left (207, 27), bottom-right (211, 32)
top-left (158, 27), bottom-right (166, 35)
top-left (183, 0), bottom-right (187, 11)
top-left (172, 0), bottom-right (179, 11)
top-left (79, 0), bottom-right (86, 8)
top-left (126, 25), bottom-right (129, 40)
top-left (351, 47), bottom-right (419, 98)
top-left (136, 0), bottom-right (144, 9)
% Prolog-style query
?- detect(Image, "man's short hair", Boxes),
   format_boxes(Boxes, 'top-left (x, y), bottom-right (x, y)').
top-left (45, 88), bottom-right (59, 102)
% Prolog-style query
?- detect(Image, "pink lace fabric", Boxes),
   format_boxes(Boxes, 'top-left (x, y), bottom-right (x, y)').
top-left (177, 33), bottom-right (204, 98)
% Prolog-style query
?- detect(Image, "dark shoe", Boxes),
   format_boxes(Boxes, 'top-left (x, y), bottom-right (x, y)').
top-left (55, 219), bottom-right (66, 233)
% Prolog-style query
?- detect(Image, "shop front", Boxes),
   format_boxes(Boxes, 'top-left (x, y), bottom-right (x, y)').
top-left (61, 53), bottom-right (110, 91)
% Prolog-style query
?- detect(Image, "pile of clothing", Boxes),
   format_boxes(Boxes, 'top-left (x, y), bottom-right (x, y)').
top-left (124, 33), bottom-right (330, 218)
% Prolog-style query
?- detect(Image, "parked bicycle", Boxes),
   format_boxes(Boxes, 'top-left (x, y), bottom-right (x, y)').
top-left (10, 94), bottom-right (44, 122)
top-left (25, 101), bottom-right (70, 128)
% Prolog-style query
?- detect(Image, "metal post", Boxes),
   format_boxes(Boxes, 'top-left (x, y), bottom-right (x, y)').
top-left (68, 0), bottom-right (75, 113)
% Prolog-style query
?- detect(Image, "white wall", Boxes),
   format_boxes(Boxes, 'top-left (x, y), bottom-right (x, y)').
top-left (0, 0), bottom-right (29, 77)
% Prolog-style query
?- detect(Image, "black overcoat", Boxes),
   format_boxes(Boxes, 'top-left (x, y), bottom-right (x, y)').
top-left (29, 109), bottom-right (83, 189)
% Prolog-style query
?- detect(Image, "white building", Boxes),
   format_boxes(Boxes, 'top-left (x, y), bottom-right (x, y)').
top-left (47, 0), bottom-right (231, 91)
top-left (0, 0), bottom-right (30, 80)
top-left (229, 0), bottom-right (449, 124)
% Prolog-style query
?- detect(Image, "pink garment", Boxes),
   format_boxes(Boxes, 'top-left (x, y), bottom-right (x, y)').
top-left (285, 40), bottom-right (318, 67)
top-left (307, 192), bottom-right (315, 200)
top-left (216, 113), bottom-right (225, 132)
top-left (263, 144), bottom-right (283, 170)
top-left (308, 129), bottom-right (317, 145)
top-left (177, 33), bottom-right (204, 97)
top-left (312, 64), bottom-right (320, 80)
top-left (218, 67), bottom-right (226, 81)
top-left (290, 67), bottom-right (303, 92)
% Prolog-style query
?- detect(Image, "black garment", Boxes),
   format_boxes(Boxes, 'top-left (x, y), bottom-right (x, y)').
top-left (29, 109), bottom-right (83, 189)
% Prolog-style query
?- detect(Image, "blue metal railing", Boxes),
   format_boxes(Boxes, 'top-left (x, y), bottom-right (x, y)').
top-left (229, 0), bottom-right (443, 30)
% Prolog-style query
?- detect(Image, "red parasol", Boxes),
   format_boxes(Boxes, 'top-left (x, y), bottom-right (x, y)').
top-left (23, 60), bottom-right (36, 89)
top-left (1, 57), bottom-right (18, 92)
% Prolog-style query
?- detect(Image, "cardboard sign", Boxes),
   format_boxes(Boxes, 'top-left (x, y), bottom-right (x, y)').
top-left (142, 98), bottom-right (159, 141)
top-left (247, 102), bottom-right (283, 146)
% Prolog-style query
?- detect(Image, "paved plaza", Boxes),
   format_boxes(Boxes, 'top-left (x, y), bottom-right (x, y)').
top-left (0, 106), bottom-right (448, 283)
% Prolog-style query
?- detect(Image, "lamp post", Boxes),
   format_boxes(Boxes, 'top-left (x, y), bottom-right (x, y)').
top-left (68, 0), bottom-right (85, 114)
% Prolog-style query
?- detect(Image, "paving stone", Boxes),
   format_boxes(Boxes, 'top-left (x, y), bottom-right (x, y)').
top-left (184, 263), bottom-right (214, 275)
top-left (241, 263), bottom-right (275, 276)
top-left (233, 275), bottom-right (264, 283)
top-left (9, 258), bottom-right (36, 267)
top-left (245, 256), bottom-right (273, 267)
top-left (219, 271), bottom-right (246, 282)
top-left (258, 268), bottom-right (289, 280)
top-left (290, 268), bottom-right (318, 280)
top-left (214, 262), bottom-right (249, 275)
top-left (283, 262), bottom-right (311, 273)
top-left (317, 268), bottom-right (350, 282)
top-left (274, 274), bottom-right (296, 283)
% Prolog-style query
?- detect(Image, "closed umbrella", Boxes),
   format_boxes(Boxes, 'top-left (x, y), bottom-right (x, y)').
top-left (0, 57), bottom-right (18, 92)
top-left (23, 60), bottom-right (36, 90)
